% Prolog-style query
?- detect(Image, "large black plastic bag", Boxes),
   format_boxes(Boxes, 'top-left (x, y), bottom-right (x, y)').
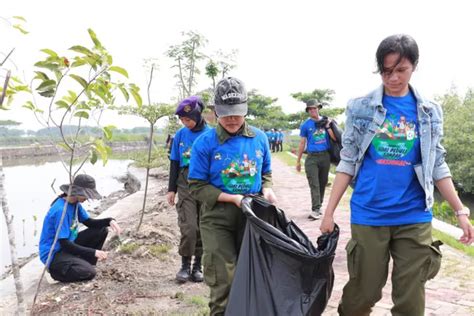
top-left (225, 197), bottom-right (339, 316)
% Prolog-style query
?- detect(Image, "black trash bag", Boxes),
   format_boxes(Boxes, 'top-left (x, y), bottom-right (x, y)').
top-left (225, 196), bottom-right (339, 316)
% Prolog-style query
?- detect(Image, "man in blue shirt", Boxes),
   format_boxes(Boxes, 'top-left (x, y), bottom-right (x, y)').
top-left (296, 100), bottom-right (336, 220)
top-left (188, 77), bottom-right (277, 315)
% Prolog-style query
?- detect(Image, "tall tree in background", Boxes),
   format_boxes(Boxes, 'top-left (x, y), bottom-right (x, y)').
top-left (437, 87), bottom-right (474, 193)
top-left (115, 61), bottom-right (174, 231)
top-left (205, 49), bottom-right (237, 91)
top-left (167, 31), bottom-right (207, 100)
top-left (291, 88), bottom-right (335, 105)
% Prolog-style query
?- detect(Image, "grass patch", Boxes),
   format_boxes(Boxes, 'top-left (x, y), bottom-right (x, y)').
top-left (432, 229), bottom-right (474, 257)
top-left (188, 295), bottom-right (208, 307)
top-left (118, 242), bottom-right (139, 254)
top-left (148, 244), bottom-right (172, 257)
top-left (273, 151), bottom-right (298, 168)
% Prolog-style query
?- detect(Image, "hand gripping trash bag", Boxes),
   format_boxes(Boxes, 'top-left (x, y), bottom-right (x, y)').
top-left (225, 197), bottom-right (339, 316)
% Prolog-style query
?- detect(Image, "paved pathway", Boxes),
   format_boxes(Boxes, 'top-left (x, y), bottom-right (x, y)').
top-left (271, 155), bottom-right (474, 315)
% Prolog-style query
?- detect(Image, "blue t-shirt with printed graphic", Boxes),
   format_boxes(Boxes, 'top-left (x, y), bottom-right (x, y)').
top-left (351, 91), bottom-right (429, 226)
top-left (39, 198), bottom-right (90, 265)
top-left (188, 126), bottom-right (271, 195)
top-left (300, 119), bottom-right (330, 153)
top-left (170, 125), bottom-right (211, 168)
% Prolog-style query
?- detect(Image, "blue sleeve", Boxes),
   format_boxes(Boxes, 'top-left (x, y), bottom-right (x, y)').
top-left (170, 130), bottom-right (181, 162)
top-left (188, 137), bottom-right (210, 181)
top-left (261, 134), bottom-right (272, 174)
top-left (78, 204), bottom-right (90, 222)
top-left (299, 122), bottom-right (307, 138)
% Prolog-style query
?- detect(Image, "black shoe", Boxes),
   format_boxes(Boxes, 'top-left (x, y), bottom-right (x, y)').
top-left (191, 256), bottom-right (204, 282)
top-left (176, 256), bottom-right (191, 283)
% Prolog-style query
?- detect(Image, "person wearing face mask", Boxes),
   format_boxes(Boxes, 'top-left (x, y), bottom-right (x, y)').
top-left (188, 77), bottom-right (277, 315)
top-left (167, 95), bottom-right (210, 283)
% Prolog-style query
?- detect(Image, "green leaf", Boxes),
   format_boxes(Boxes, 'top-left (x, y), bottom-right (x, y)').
top-left (22, 101), bottom-right (34, 111)
top-left (118, 85), bottom-right (129, 102)
top-left (74, 110), bottom-right (89, 119)
top-left (65, 90), bottom-right (78, 103)
top-left (90, 150), bottom-right (98, 164)
top-left (71, 59), bottom-right (87, 67)
top-left (57, 142), bottom-right (71, 152)
top-left (34, 60), bottom-right (59, 71)
top-left (40, 49), bottom-right (58, 58)
top-left (55, 100), bottom-right (69, 109)
top-left (38, 90), bottom-right (55, 98)
top-left (13, 16), bottom-right (27, 22)
top-left (69, 74), bottom-right (88, 89)
top-left (34, 71), bottom-right (49, 81)
top-left (106, 54), bottom-right (113, 65)
top-left (88, 29), bottom-right (103, 49)
top-left (13, 24), bottom-right (28, 34)
top-left (69, 45), bottom-right (93, 56)
top-left (36, 79), bottom-right (56, 92)
top-left (109, 66), bottom-right (128, 78)
top-left (102, 125), bottom-right (115, 140)
top-left (129, 85), bottom-right (142, 107)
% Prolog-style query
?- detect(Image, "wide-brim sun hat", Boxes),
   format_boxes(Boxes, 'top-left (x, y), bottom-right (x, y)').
top-left (60, 174), bottom-right (102, 200)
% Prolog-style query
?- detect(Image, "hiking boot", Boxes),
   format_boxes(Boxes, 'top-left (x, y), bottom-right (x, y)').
top-left (309, 210), bottom-right (321, 220)
top-left (191, 256), bottom-right (204, 283)
top-left (176, 256), bottom-right (191, 283)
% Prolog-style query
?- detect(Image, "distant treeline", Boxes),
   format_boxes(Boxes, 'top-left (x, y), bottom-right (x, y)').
top-left (0, 125), bottom-right (167, 147)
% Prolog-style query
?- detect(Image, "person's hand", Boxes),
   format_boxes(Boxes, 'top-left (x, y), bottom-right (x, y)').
top-left (262, 188), bottom-right (277, 204)
top-left (109, 219), bottom-right (122, 235)
top-left (167, 191), bottom-right (176, 206)
top-left (458, 215), bottom-right (474, 244)
top-left (325, 119), bottom-right (332, 129)
top-left (233, 194), bottom-right (244, 208)
top-left (95, 250), bottom-right (108, 261)
top-left (296, 161), bottom-right (302, 172)
top-left (319, 212), bottom-right (335, 234)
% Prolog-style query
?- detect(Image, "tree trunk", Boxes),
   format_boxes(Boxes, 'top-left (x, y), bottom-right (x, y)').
top-left (136, 124), bottom-right (153, 231)
top-left (0, 153), bottom-right (26, 315)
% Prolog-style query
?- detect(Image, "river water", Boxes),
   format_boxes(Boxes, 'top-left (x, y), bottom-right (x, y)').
top-left (0, 158), bottom-right (133, 275)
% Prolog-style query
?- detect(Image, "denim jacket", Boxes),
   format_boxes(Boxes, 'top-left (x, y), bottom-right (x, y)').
top-left (336, 84), bottom-right (451, 209)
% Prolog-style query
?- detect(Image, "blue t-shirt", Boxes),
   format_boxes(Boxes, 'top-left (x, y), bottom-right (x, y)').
top-left (350, 91), bottom-right (429, 226)
top-left (188, 126), bottom-right (271, 195)
top-left (170, 125), bottom-right (211, 167)
top-left (39, 198), bottom-right (90, 265)
top-left (299, 119), bottom-right (330, 152)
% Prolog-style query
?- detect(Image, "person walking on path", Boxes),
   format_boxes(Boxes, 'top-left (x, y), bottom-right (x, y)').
top-left (167, 95), bottom-right (210, 283)
top-left (296, 99), bottom-right (337, 220)
top-left (39, 174), bottom-right (122, 283)
top-left (188, 77), bottom-right (277, 315)
top-left (320, 34), bottom-right (474, 316)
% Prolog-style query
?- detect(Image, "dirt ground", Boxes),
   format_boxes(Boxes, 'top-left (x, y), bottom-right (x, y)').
top-left (30, 168), bottom-right (210, 315)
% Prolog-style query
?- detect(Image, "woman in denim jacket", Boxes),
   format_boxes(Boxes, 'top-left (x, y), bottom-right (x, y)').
top-left (320, 34), bottom-right (474, 315)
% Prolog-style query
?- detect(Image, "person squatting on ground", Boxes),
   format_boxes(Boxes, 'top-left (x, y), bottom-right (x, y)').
top-left (296, 99), bottom-right (337, 220)
top-left (188, 77), bottom-right (277, 315)
top-left (320, 34), bottom-right (474, 316)
top-left (39, 174), bottom-right (122, 283)
top-left (167, 95), bottom-right (210, 283)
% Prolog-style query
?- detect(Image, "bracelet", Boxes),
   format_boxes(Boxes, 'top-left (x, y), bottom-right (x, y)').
top-left (454, 207), bottom-right (470, 217)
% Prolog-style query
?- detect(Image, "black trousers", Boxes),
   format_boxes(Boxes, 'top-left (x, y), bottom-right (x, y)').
top-left (49, 227), bottom-right (108, 282)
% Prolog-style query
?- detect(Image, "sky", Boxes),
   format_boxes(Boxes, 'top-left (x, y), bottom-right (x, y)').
top-left (2, 0), bottom-right (474, 130)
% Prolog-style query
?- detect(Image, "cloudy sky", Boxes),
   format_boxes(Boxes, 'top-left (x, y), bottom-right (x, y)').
top-left (3, 0), bottom-right (474, 129)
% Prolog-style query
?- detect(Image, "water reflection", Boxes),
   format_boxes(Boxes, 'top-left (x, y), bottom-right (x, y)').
top-left (1, 159), bottom-right (133, 275)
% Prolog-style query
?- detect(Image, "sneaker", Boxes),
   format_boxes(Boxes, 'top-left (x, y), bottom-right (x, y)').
top-left (309, 210), bottom-right (321, 220)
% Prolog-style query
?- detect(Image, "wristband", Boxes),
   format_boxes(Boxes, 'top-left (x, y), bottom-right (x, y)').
top-left (454, 207), bottom-right (470, 217)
